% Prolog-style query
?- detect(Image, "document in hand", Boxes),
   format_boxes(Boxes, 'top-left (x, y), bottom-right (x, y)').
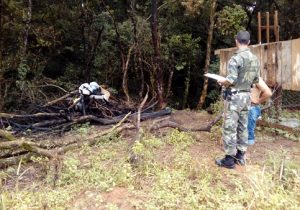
top-left (204, 73), bottom-right (226, 81)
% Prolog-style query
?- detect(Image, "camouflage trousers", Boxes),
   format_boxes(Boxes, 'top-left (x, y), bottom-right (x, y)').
top-left (223, 92), bottom-right (251, 156)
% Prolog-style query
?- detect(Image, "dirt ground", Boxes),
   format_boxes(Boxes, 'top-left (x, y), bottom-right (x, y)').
top-left (2, 110), bottom-right (300, 209)
top-left (68, 110), bottom-right (300, 209)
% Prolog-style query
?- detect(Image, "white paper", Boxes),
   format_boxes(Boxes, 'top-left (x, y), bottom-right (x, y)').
top-left (204, 73), bottom-right (226, 81)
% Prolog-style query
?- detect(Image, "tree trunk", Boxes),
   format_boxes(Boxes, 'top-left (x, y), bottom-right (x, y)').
top-left (0, 0), bottom-right (3, 111)
top-left (150, 0), bottom-right (165, 108)
top-left (0, 0), bottom-right (3, 69)
top-left (21, 0), bottom-right (32, 58)
top-left (129, 0), bottom-right (145, 99)
top-left (183, 64), bottom-right (190, 109)
top-left (123, 45), bottom-right (134, 104)
top-left (197, 0), bottom-right (217, 109)
top-left (166, 53), bottom-right (175, 100)
top-left (102, 0), bottom-right (132, 104)
top-left (85, 26), bottom-right (104, 81)
top-left (80, 3), bottom-right (87, 80)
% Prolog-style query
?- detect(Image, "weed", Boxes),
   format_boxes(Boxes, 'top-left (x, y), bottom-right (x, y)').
top-left (210, 99), bottom-right (224, 114)
top-left (164, 129), bottom-right (194, 149)
top-left (72, 122), bottom-right (91, 135)
top-left (239, 151), bottom-right (300, 209)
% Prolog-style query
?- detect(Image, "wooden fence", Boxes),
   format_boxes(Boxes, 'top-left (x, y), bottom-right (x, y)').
top-left (215, 38), bottom-right (300, 91)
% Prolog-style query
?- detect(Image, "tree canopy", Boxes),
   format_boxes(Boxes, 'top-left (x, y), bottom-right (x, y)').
top-left (1, 0), bottom-right (299, 111)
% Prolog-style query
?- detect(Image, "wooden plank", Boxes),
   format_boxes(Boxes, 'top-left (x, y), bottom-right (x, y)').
top-left (271, 43), bottom-right (279, 86)
top-left (258, 12), bottom-right (262, 44)
top-left (227, 51), bottom-right (234, 76)
top-left (266, 12), bottom-right (270, 43)
top-left (280, 40), bottom-right (292, 90)
top-left (276, 42), bottom-right (283, 86)
top-left (261, 44), bottom-right (269, 84)
top-left (274, 11), bottom-right (279, 42)
top-left (265, 43), bottom-right (277, 87)
top-left (219, 50), bottom-right (234, 77)
top-left (291, 38), bottom-right (300, 90)
top-left (219, 51), bottom-right (226, 76)
top-left (250, 45), bottom-right (263, 76)
top-left (250, 45), bottom-right (263, 75)
top-left (260, 25), bottom-right (275, 29)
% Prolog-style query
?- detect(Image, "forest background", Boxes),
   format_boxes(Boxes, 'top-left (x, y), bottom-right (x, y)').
top-left (1, 0), bottom-right (300, 111)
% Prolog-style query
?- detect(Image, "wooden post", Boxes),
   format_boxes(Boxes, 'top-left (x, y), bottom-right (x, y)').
top-left (257, 11), bottom-right (279, 43)
top-left (258, 12), bottom-right (262, 44)
top-left (266, 12), bottom-right (270, 43)
top-left (274, 10), bottom-right (279, 42)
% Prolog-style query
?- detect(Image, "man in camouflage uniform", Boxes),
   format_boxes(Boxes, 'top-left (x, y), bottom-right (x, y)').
top-left (216, 31), bottom-right (260, 169)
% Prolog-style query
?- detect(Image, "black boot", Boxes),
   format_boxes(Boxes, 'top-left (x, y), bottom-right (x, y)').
top-left (234, 150), bottom-right (245, 166)
top-left (215, 155), bottom-right (235, 169)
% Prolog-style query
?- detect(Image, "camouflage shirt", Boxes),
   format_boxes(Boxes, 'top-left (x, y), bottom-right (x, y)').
top-left (226, 48), bottom-right (259, 91)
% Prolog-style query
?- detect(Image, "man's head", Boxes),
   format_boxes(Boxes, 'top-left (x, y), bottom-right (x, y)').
top-left (236, 31), bottom-right (250, 46)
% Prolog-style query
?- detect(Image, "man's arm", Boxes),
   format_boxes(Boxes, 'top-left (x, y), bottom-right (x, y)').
top-left (255, 78), bottom-right (272, 104)
top-left (217, 56), bottom-right (240, 87)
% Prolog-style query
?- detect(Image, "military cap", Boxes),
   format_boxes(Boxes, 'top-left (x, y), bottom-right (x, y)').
top-left (236, 31), bottom-right (250, 44)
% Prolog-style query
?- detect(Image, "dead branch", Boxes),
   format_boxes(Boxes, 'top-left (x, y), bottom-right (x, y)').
top-left (43, 90), bottom-right (78, 107)
top-left (0, 149), bottom-right (28, 159)
top-left (0, 129), bottom-right (15, 141)
top-left (30, 119), bottom-right (68, 128)
top-left (0, 139), bottom-right (55, 158)
top-left (150, 113), bottom-right (222, 132)
top-left (0, 153), bottom-right (33, 169)
top-left (0, 112), bottom-right (65, 119)
top-left (54, 112), bottom-right (132, 154)
top-left (137, 85), bottom-right (149, 132)
top-left (257, 119), bottom-right (294, 133)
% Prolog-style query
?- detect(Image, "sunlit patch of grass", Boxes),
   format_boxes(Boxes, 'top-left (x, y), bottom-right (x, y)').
top-left (164, 129), bottom-right (195, 149)
top-left (57, 139), bottom-right (135, 191)
top-left (1, 185), bottom-right (76, 210)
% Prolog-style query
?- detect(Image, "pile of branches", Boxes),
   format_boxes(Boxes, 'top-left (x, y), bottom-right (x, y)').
top-left (0, 88), bottom-right (176, 168)
top-left (0, 88), bottom-right (225, 169)
top-left (0, 90), bottom-right (170, 136)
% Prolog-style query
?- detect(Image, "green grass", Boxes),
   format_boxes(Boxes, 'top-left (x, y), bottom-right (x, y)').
top-left (0, 129), bottom-right (299, 210)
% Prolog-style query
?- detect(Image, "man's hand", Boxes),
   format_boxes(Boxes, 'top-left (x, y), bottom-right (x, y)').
top-left (251, 97), bottom-right (260, 104)
top-left (217, 78), bottom-right (230, 87)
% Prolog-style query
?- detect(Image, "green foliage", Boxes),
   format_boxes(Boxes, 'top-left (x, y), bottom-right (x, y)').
top-left (210, 99), bottom-right (224, 114)
top-left (72, 122), bottom-right (91, 136)
top-left (168, 34), bottom-right (200, 72)
top-left (132, 135), bottom-right (164, 176)
top-left (206, 89), bottom-right (220, 102)
top-left (2, 0), bottom-right (300, 110)
top-left (181, 0), bottom-right (205, 16)
top-left (164, 129), bottom-right (195, 148)
top-left (216, 4), bottom-right (248, 38)
top-left (207, 99), bottom-right (223, 141)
